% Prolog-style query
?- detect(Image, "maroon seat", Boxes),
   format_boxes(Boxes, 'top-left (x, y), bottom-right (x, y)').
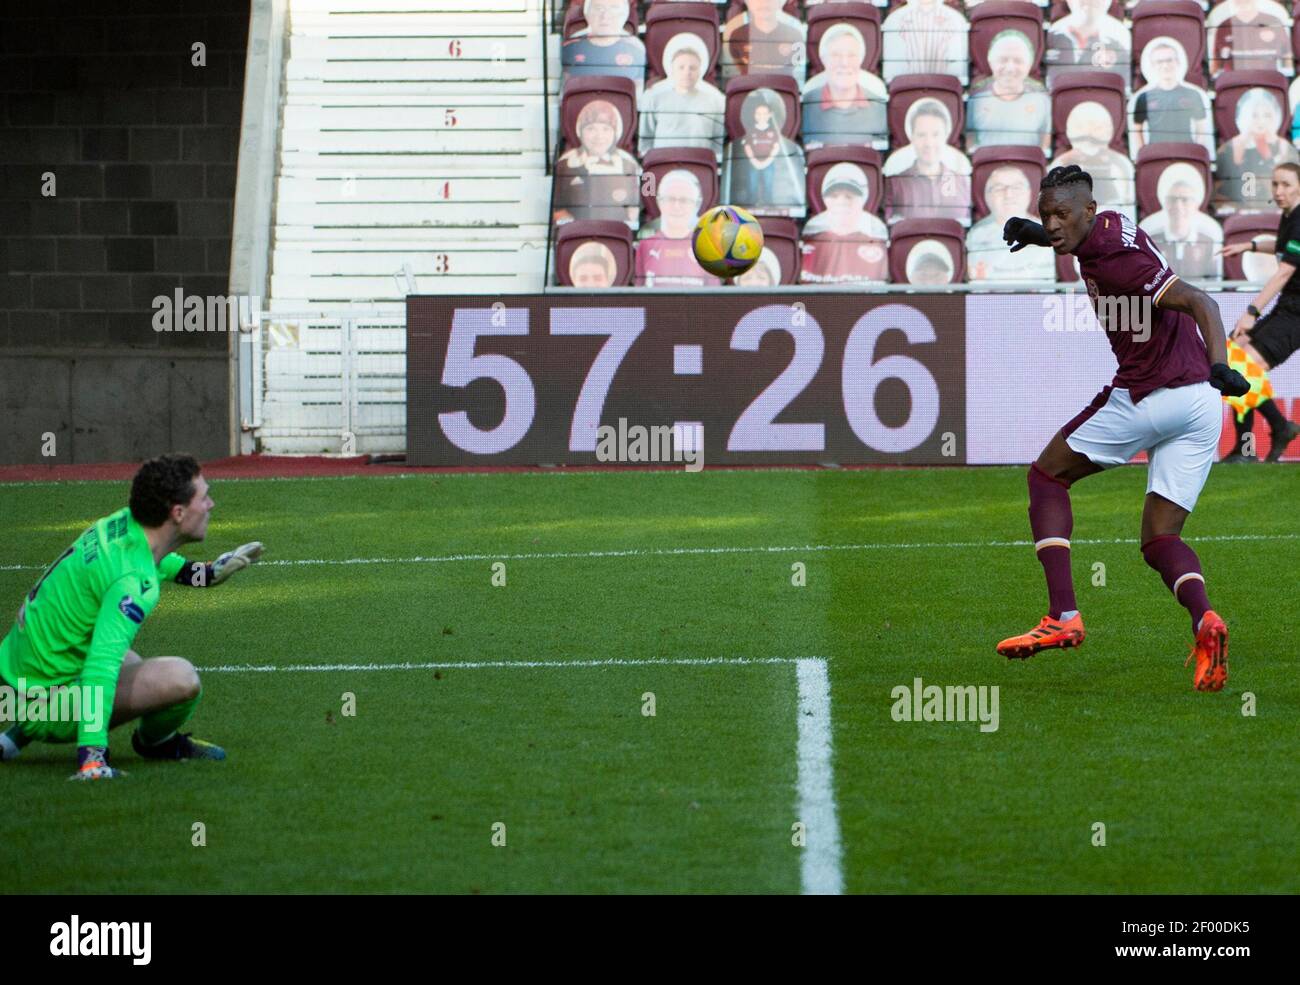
top-left (561, 75), bottom-right (639, 153)
top-left (806, 3), bottom-right (882, 76)
top-left (1222, 211), bottom-right (1283, 279)
top-left (1051, 72), bottom-right (1127, 153)
top-left (806, 145), bottom-right (885, 214)
top-left (720, 1), bottom-right (808, 81)
top-left (1209, 1), bottom-right (1294, 75)
top-left (1130, 2), bottom-right (1206, 89)
top-left (645, 3), bottom-right (721, 84)
top-left (723, 0), bottom-right (802, 20)
top-left (640, 147), bottom-right (720, 223)
top-left (725, 74), bottom-right (802, 140)
top-left (888, 74), bottom-right (965, 148)
top-left (887, 218), bottom-right (966, 284)
top-left (971, 146), bottom-right (1046, 223)
top-left (563, 0), bottom-right (639, 41)
top-left (970, 2), bottom-right (1045, 83)
top-left (1135, 142), bottom-right (1212, 218)
top-left (1213, 70), bottom-right (1290, 141)
top-left (555, 220), bottom-right (635, 287)
top-left (757, 216), bottom-right (801, 284)
top-left (885, 0), bottom-right (966, 13)
top-left (1047, 0), bottom-right (1122, 19)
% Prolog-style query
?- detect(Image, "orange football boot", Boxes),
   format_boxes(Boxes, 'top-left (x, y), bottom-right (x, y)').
top-left (997, 613), bottom-right (1086, 659)
top-left (1186, 610), bottom-right (1228, 692)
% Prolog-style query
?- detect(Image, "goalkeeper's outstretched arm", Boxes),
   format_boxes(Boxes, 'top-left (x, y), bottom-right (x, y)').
top-left (169, 542), bottom-right (265, 588)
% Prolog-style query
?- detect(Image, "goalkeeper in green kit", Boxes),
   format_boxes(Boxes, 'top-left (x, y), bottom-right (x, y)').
top-left (0, 454), bottom-right (262, 780)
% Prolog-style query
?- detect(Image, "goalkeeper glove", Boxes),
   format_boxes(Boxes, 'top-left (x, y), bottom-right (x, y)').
top-left (212, 541), bottom-right (264, 585)
top-left (1002, 217), bottom-right (1052, 253)
top-left (1209, 362), bottom-right (1251, 397)
top-left (70, 746), bottom-right (123, 781)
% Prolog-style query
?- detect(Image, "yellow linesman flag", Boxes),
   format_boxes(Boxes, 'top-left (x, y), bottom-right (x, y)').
top-left (1224, 339), bottom-right (1274, 421)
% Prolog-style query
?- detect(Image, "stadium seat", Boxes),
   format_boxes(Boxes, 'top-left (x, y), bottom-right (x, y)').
top-left (641, 147), bottom-right (720, 223)
top-left (722, 76), bottom-right (808, 217)
top-left (801, 55), bottom-right (889, 150)
top-left (723, 0), bottom-right (802, 18)
top-left (563, 0), bottom-right (639, 40)
top-left (884, 0), bottom-right (967, 13)
top-left (1208, 0), bottom-right (1295, 76)
top-left (806, 2), bottom-right (883, 76)
top-left (887, 74), bottom-right (965, 148)
top-left (645, 3), bottom-right (721, 83)
top-left (725, 74), bottom-right (803, 139)
top-left (971, 145), bottom-right (1046, 222)
top-left (555, 220), bottom-right (635, 286)
top-left (806, 145), bottom-right (885, 214)
top-left (719, 0), bottom-right (809, 83)
top-left (1044, 0), bottom-right (1131, 89)
top-left (562, 75), bottom-right (639, 153)
top-left (1128, 72), bottom-right (1215, 157)
top-left (561, 3), bottom-right (648, 89)
top-left (1046, 0), bottom-right (1123, 21)
top-left (1212, 70), bottom-right (1290, 140)
top-left (1130, 1), bottom-right (1207, 89)
top-left (1222, 211), bottom-right (1282, 279)
top-left (881, 1), bottom-right (971, 84)
top-left (887, 218), bottom-right (967, 284)
top-left (756, 216), bottom-right (801, 283)
top-left (969, 2), bottom-right (1045, 82)
top-left (1135, 143), bottom-right (1212, 218)
top-left (1051, 72), bottom-right (1127, 153)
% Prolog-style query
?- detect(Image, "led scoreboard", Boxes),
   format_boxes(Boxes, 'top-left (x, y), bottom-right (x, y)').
top-left (407, 294), bottom-right (967, 467)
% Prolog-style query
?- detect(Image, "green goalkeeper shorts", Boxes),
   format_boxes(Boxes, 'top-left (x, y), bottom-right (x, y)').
top-left (0, 631), bottom-right (84, 745)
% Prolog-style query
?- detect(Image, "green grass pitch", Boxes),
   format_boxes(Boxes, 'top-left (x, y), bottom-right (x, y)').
top-left (0, 464), bottom-right (1296, 893)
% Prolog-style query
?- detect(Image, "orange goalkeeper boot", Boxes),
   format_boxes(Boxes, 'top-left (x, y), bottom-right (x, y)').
top-left (997, 613), bottom-right (1086, 660)
top-left (1186, 611), bottom-right (1229, 692)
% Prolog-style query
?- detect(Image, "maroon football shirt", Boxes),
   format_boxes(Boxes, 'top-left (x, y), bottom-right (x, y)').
top-left (1072, 210), bottom-right (1211, 403)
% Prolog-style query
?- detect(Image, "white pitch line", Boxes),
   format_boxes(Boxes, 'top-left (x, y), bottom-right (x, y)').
top-left (3, 531), bottom-right (1294, 573)
top-left (196, 653), bottom-right (844, 896)
top-left (197, 656), bottom-right (801, 673)
top-left (795, 658), bottom-right (844, 896)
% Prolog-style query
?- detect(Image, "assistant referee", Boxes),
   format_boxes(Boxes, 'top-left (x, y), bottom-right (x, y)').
top-left (1219, 163), bottom-right (1300, 462)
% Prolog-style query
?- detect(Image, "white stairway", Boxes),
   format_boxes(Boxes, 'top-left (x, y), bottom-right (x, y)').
top-left (253, 0), bottom-right (559, 454)
top-left (271, 0), bottom-right (559, 313)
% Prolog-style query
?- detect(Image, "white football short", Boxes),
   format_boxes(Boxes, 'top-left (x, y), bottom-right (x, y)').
top-left (1063, 381), bottom-right (1222, 512)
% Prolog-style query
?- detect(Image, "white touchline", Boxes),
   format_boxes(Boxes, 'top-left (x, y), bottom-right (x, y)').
top-left (796, 658), bottom-right (844, 896)
top-left (3, 532), bottom-right (1293, 572)
top-left (197, 654), bottom-right (845, 896)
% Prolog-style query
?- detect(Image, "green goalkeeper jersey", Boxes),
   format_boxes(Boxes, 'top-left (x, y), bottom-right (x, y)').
top-left (0, 507), bottom-right (187, 747)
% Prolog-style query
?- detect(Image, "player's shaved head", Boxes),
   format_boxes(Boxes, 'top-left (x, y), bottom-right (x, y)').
top-left (1038, 166), bottom-right (1097, 255)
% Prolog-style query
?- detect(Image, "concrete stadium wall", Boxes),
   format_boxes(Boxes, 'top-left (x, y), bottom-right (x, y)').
top-left (0, 1), bottom-right (250, 465)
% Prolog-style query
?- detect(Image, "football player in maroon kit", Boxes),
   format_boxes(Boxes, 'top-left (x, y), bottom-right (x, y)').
top-left (999, 165), bottom-right (1251, 691)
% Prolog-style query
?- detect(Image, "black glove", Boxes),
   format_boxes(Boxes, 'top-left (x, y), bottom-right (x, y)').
top-left (1002, 217), bottom-right (1052, 252)
top-left (1209, 362), bottom-right (1251, 397)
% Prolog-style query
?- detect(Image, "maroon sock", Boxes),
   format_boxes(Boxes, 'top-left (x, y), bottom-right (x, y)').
top-left (1027, 464), bottom-right (1077, 619)
top-left (1141, 535), bottom-right (1211, 635)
